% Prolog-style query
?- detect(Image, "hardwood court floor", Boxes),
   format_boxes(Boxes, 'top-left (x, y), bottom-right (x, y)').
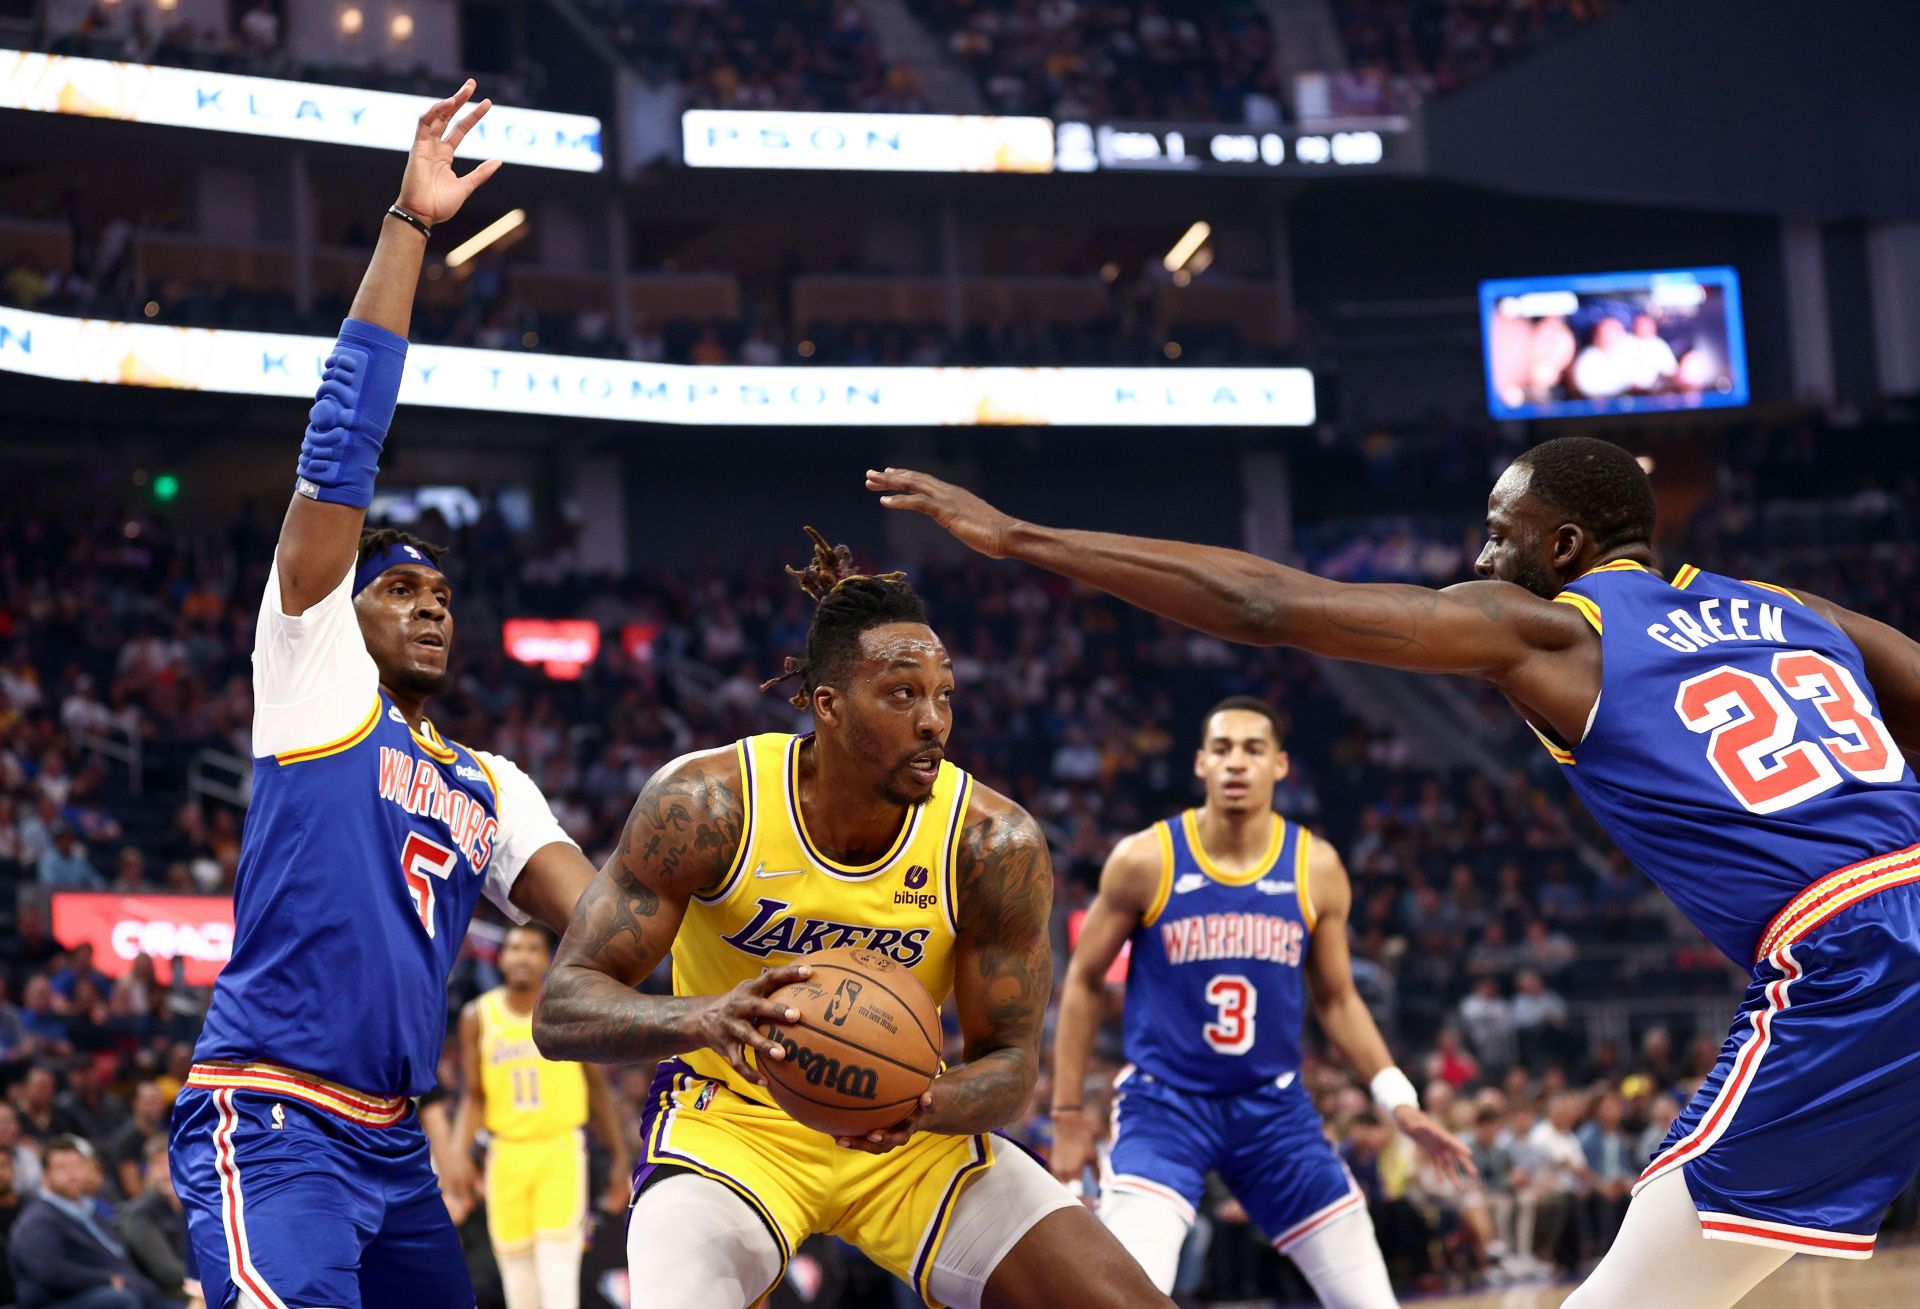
top-left (1408, 1243), bottom-right (1920, 1308)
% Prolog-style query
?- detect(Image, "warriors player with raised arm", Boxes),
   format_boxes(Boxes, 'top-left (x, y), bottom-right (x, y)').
top-left (871, 441), bottom-right (1920, 1309)
top-left (168, 85), bottom-right (598, 1309)
top-left (535, 533), bottom-right (1173, 1309)
top-left (1053, 697), bottom-right (1470, 1308)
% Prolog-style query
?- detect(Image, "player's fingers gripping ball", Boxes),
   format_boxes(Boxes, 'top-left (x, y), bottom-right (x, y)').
top-left (757, 946), bottom-right (941, 1136)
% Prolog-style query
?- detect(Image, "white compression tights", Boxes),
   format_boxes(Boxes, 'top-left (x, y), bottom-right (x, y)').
top-left (1100, 1190), bottom-right (1398, 1309)
top-left (1563, 1170), bottom-right (1790, 1309)
top-left (625, 1174), bottom-right (784, 1309)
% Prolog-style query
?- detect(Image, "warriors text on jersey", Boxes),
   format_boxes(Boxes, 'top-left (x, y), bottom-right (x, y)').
top-left (1121, 810), bottom-right (1315, 1094)
top-left (1541, 562), bottom-right (1920, 963)
top-left (671, 732), bottom-right (974, 1099)
top-left (192, 563), bottom-right (573, 1099)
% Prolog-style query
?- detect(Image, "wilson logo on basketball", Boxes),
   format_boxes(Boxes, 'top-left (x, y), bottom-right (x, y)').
top-left (784, 1034), bottom-right (880, 1102)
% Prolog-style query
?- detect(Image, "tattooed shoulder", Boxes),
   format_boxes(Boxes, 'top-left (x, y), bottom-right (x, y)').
top-left (613, 746), bottom-right (746, 899)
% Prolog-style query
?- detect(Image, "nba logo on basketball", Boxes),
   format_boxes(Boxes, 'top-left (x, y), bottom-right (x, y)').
top-left (894, 865), bottom-right (936, 908)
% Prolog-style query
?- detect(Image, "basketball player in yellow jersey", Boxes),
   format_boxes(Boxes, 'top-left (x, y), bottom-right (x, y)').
top-left (535, 531), bottom-right (1172, 1309)
top-left (447, 925), bottom-right (631, 1309)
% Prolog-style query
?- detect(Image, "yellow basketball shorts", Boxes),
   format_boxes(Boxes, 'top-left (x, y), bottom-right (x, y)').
top-left (636, 1062), bottom-right (997, 1305)
top-left (485, 1127), bottom-right (587, 1252)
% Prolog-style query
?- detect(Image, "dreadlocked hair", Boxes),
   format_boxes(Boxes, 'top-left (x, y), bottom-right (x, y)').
top-left (357, 527), bottom-right (448, 570)
top-left (760, 526), bottom-right (924, 710)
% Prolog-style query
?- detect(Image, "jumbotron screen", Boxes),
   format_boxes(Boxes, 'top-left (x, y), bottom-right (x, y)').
top-left (1479, 267), bottom-right (1749, 420)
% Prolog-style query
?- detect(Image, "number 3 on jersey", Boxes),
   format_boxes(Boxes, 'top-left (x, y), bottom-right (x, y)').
top-left (402, 832), bottom-right (458, 937)
top-left (1676, 649), bottom-right (1903, 815)
top-left (1203, 975), bottom-right (1257, 1055)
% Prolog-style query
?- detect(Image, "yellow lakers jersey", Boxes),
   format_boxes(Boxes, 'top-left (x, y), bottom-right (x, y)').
top-left (674, 733), bottom-right (974, 1096)
top-left (477, 987), bottom-right (589, 1140)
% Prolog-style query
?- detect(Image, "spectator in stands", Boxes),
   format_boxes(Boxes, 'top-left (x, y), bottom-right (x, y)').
top-left (1523, 1092), bottom-right (1589, 1272)
top-left (7, 1136), bottom-right (170, 1309)
top-left (1456, 975), bottom-right (1515, 1069)
top-left (105, 1085), bottom-right (165, 1203)
top-left (0, 976), bottom-right (30, 1061)
top-left (0, 1103), bottom-right (41, 1194)
top-left (51, 947), bottom-right (111, 1006)
top-left (1510, 968), bottom-right (1568, 1070)
top-left (115, 1139), bottom-right (189, 1302)
top-left (37, 827), bottom-right (103, 890)
top-left (1576, 1090), bottom-right (1634, 1249)
top-left (8, 908), bottom-right (63, 994)
top-left (14, 1068), bottom-right (60, 1144)
top-left (1635, 1093), bottom-right (1680, 1165)
top-left (0, 1146), bottom-right (20, 1303)
top-left (52, 1063), bottom-right (127, 1159)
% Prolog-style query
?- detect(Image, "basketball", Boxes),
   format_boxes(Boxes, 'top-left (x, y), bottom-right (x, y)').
top-left (758, 946), bottom-right (942, 1137)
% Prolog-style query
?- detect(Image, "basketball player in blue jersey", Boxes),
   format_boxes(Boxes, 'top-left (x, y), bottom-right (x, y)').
top-left (1050, 697), bottom-right (1470, 1308)
top-left (167, 83), bottom-right (599, 1309)
top-left (873, 440), bottom-right (1920, 1308)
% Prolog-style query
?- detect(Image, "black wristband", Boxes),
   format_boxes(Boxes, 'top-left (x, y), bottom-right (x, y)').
top-left (386, 203), bottom-right (431, 240)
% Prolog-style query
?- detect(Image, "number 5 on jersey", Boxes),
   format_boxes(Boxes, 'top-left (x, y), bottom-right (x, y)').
top-left (402, 832), bottom-right (458, 937)
top-left (1203, 975), bottom-right (1257, 1055)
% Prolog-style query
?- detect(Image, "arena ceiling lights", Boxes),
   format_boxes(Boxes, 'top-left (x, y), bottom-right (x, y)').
top-left (0, 307), bottom-right (1315, 428)
top-left (0, 49), bottom-right (603, 172)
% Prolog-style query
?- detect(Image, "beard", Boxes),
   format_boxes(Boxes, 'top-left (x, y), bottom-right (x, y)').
top-left (1506, 552), bottom-right (1563, 600)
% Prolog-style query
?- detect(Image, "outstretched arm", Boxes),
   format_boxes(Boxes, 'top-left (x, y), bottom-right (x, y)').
top-left (867, 469), bottom-right (1596, 727)
top-left (838, 788), bottom-right (1055, 1152)
top-left (276, 80), bottom-right (502, 616)
top-left (533, 749), bottom-right (809, 1075)
top-left (1303, 839), bottom-right (1473, 1181)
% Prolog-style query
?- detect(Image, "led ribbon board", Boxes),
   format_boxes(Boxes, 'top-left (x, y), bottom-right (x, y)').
top-left (0, 307), bottom-right (1316, 427)
top-left (0, 49), bottom-right (603, 172)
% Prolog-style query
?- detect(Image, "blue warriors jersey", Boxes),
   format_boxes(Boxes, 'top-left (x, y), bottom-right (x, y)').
top-left (1120, 811), bottom-right (1315, 1094)
top-left (195, 692), bottom-right (505, 1097)
top-left (1542, 562), bottom-right (1920, 963)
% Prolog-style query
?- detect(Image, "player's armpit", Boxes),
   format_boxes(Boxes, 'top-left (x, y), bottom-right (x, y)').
top-left (930, 788), bottom-right (1055, 1137)
top-left (532, 747), bottom-right (746, 1063)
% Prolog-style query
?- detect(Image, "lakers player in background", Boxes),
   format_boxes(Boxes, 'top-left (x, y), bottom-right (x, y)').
top-left (446, 925), bottom-right (632, 1309)
top-left (1051, 697), bottom-right (1470, 1308)
top-left (168, 83), bottom-right (599, 1309)
top-left (534, 531), bottom-right (1173, 1309)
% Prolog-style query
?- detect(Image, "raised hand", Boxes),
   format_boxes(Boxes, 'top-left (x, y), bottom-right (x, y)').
top-left (396, 79), bottom-right (504, 229)
top-left (866, 468), bottom-right (1019, 559)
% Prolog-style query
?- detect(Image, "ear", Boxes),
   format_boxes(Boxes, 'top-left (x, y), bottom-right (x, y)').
top-left (1193, 748), bottom-right (1208, 781)
top-left (811, 684), bottom-right (840, 728)
top-left (1552, 523), bottom-right (1586, 572)
top-left (1272, 749), bottom-right (1291, 783)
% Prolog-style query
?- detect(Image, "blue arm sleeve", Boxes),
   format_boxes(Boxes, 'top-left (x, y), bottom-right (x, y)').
top-left (295, 318), bottom-right (410, 508)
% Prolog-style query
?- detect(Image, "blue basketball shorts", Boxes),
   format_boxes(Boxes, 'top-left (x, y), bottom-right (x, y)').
top-left (1635, 867), bottom-right (1920, 1259)
top-left (170, 1065), bottom-right (473, 1309)
top-left (1103, 1066), bottom-right (1363, 1252)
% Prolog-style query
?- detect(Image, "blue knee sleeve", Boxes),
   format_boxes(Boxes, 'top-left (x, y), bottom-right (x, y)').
top-left (295, 318), bottom-right (409, 508)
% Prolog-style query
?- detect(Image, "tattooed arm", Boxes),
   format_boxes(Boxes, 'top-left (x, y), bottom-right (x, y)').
top-left (840, 786), bottom-right (1054, 1152)
top-left (868, 468), bottom-right (1602, 743)
top-left (533, 747), bottom-right (809, 1075)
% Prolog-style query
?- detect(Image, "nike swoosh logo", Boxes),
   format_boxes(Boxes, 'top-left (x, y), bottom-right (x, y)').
top-left (752, 863), bottom-right (806, 879)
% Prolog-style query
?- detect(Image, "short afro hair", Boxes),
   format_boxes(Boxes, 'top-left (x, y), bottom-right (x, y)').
top-left (1200, 696), bottom-right (1286, 748)
top-left (1513, 437), bottom-right (1656, 553)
